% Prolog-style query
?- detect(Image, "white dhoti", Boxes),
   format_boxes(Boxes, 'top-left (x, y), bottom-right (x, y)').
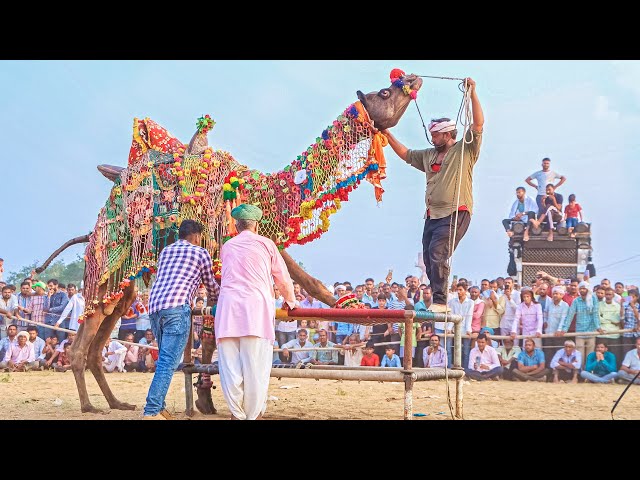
top-left (103, 351), bottom-right (126, 372)
top-left (217, 336), bottom-right (273, 420)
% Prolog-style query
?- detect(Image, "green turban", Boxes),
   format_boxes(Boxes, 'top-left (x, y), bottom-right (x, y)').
top-left (32, 281), bottom-right (47, 291)
top-left (231, 204), bottom-right (263, 221)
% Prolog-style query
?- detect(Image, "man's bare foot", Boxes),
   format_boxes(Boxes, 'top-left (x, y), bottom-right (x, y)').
top-left (570, 233), bottom-right (576, 238)
top-left (523, 232), bottom-right (529, 242)
top-left (506, 231), bottom-right (513, 238)
top-left (571, 378), bottom-right (578, 384)
top-left (553, 377), bottom-right (559, 384)
top-left (547, 232), bottom-right (554, 241)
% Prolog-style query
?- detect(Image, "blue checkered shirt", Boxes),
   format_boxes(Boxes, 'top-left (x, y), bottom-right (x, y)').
top-left (561, 295), bottom-right (600, 333)
top-left (623, 302), bottom-right (639, 338)
top-left (149, 240), bottom-right (219, 314)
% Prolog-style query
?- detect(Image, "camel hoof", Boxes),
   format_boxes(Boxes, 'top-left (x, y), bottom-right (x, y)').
top-left (111, 401), bottom-right (136, 411)
top-left (195, 389), bottom-right (217, 415)
top-left (81, 405), bottom-right (108, 414)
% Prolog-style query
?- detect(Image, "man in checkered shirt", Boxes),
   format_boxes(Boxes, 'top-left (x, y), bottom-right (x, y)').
top-left (143, 219), bottom-right (219, 420)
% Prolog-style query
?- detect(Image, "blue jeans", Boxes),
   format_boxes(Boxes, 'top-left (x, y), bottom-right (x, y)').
top-left (144, 304), bottom-right (191, 416)
top-left (580, 371), bottom-right (618, 383)
top-left (566, 217), bottom-right (578, 229)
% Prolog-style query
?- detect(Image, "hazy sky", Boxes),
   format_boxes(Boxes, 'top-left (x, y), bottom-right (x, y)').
top-left (1, 60), bottom-right (638, 286)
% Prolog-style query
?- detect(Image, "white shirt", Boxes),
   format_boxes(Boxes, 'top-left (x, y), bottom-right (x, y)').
top-left (447, 296), bottom-right (474, 333)
top-left (529, 169), bottom-right (563, 196)
top-left (549, 348), bottom-right (582, 369)
top-left (622, 349), bottom-right (640, 370)
top-left (102, 340), bottom-right (126, 359)
top-left (56, 293), bottom-right (86, 330)
top-left (468, 345), bottom-right (501, 371)
top-left (508, 195), bottom-right (539, 221)
top-left (280, 338), bottom-right (314, 364)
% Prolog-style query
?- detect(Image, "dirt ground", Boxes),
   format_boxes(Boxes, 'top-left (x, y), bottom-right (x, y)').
top-left (1, 370), bottom-right (638, 420)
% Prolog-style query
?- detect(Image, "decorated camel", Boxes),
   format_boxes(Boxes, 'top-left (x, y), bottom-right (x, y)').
top-left (36, 70), bottom-right (423, 414)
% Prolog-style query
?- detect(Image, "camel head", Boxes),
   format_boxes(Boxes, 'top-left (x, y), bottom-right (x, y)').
top-left (356, 72), bottom-right (423, 130)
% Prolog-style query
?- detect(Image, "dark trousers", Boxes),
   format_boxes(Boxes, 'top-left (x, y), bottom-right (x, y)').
top-left (502, 212), bottom-right (537, 231)
top-left (422, 211), bottom-right (471, 305)
top-left (536, 195), bottom-right (545, 213)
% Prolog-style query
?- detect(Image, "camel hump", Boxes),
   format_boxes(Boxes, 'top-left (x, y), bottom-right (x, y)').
top-left (128, 117), bottom-right (186, 166)
top-left (186, 115), bottom-right (216, 155)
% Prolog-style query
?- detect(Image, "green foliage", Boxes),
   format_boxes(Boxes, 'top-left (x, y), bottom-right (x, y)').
top-left (4, 257), bottom-right (85, 287)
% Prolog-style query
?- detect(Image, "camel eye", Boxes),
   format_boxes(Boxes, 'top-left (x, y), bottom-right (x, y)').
top-left (379, 89), bottom-right (391, 98)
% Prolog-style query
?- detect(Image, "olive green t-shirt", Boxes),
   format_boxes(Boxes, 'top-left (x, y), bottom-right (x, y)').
top-left (405, 128), bottom-right (483, 220)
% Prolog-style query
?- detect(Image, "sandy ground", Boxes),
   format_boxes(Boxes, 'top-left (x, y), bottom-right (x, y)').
top-left (1, 370), bottom-right (638, 420)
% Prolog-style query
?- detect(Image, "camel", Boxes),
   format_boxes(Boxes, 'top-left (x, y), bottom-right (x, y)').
top-left (36, 71), bottom-right (423, 414)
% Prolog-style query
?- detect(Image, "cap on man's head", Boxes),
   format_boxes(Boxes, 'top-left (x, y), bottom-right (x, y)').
top-left (231, 204), bottom-right (263, 221)
top-left (16, 331), bottom-right (29, 340)
top-left (479, 327), bottom-right (494, 335)
top-left (335, 284), bottom-right (346, 291)
top-left (32, 281), bottom-right (47, 291)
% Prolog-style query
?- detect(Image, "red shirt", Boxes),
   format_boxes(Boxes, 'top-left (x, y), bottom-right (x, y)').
top-left (563, 293), bottom-right (579, 332)
top-left (361, 353), bottom-right (380, 367)
top-left (564, 203), bottom-right (582, 218)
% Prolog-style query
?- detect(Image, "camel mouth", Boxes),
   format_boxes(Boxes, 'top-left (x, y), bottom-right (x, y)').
top-left (403, 74), bottom-right (423, 92)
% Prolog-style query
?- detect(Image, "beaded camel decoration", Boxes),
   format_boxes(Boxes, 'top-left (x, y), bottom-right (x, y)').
top-left (36, 70), bottom-right (422, 414)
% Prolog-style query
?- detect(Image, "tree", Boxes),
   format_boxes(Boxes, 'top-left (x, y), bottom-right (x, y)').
top-left (4, 257), bottom-right (85, 287)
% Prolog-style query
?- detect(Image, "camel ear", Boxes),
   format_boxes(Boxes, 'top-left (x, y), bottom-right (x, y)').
top-left (98, 164), bottom-right (125, 182)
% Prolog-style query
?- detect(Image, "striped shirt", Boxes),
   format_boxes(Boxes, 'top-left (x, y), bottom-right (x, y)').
top-left (149, 240), bottom-right (220, 314)
top-left (30, 295), bottom-right (48, 324)
top-left (561, 295), bottom-right (600, 333)
top-left (385, 298), bottom-right (407, 334)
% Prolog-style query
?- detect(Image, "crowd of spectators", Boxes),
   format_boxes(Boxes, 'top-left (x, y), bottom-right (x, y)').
top-left (1, 268), bottom-right (639, 386)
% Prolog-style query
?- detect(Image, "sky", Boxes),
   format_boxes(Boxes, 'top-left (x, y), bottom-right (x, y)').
top-left (1, 60), bottom-right (639, 287)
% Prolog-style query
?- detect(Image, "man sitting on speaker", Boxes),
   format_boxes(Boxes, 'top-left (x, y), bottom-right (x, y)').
top-left (502, 186), bottom-right (538, 241)
top-left (531, 183), bottom-right (564, 242)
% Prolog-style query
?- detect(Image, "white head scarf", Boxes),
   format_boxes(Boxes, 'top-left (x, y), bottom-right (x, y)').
top-left (428, 119), bottom-right (456, 133)
top-left (578, 281), bottom-right (595, 311)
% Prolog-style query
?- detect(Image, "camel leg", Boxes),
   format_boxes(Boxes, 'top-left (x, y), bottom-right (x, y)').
top-left (195, 326), bottom-right (217, 415)
top-left (85, 309), bottom-right (136, 411)
top-left (280, 250), bottom-right (335, 306)
top-left (70, 313), bottom-right (107, 414)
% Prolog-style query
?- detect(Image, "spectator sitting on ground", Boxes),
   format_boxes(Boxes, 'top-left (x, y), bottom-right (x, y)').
top-left (580, 341), bottom-right (618, 384)
top-left (309, 329), bottom-right (338, 366)
top-left (496, 337), bottom-right (521, 380)
top-left (617, 337), bottom-right (640, 385)
top-left (123, 333), bottom-right (140, 372)
top-left (338, 332), bottom-right (366, 367)
top-left (380, 346), bottom-right (401, 368)
top-left (512, 338), bottom-right (550, 382)
top-left (26, 326), bottom-right (45, 368)
top-left (564, 194), bottom-right (583, 237)
top-left (54, 343), bottom-right (72, 372)
top-left (0, 331), bottom-right (38, 371)
top-left (465, 333), bottom-right (503, 381)
top-left (280, 328), bottom-right (314, 365)
top-left (102, 338), bottom-right (126, 373)
top-left (0, 324), bottom-right (18, 360)
top-left (138, 329), bottom-right (158, 372)
top-left (41, 336), bottom-right (59, 370)
top-left (550, 340), bottom-right (582, 384)
top-left (360, 342), bottom-right (380, 366)
top-left (503, 186), bottom-right (538, 240)
top-left (423, 333), bottom-right (448, 368)
top-left (530, 184), bottom-right (564, 242)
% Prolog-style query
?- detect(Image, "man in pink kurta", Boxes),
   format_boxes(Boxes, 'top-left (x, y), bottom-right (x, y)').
top-left (215, 204), bottom-right (296, 420)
